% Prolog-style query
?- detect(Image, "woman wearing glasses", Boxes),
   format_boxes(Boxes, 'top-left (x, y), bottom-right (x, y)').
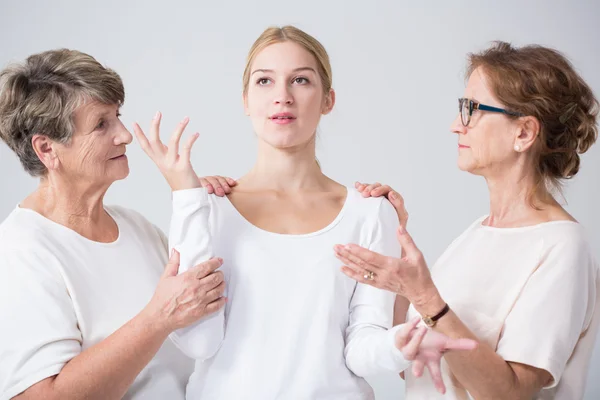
top-left (333, 42), bottom-right (600, 399)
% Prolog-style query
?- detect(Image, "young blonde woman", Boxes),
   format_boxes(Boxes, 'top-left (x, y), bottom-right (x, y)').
top-left (134, 26), bottom-right (477, 399)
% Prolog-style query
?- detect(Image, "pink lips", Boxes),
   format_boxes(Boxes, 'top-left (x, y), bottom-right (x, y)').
top-left (110, 154), bottom-right (127, 160)
top-left (458, 144), bottom-right (470, 149)
top-left (270, 112), bottom-right (296, 125)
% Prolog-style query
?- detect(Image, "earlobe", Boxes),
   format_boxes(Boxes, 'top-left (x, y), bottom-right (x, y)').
top-left (515, 116), bottom-right (540, 152)
top-left (322, 89), bottom-right (336, 115)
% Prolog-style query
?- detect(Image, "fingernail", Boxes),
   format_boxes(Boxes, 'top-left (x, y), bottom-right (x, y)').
top-left (182, 116), bottom-right (189, 123)
top-left (154, 111), bottom-right (160, 119)
top-left (218, 257), bottom-right (223, 263)
top-left (344, 244), bottom-right (352, 250)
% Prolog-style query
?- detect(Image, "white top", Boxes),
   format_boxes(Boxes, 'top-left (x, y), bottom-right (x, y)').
top-left (0, 206), bottom-right (194, 400)
top-left (405, 216), bottom-right (600, 400)
top-left (168, 187), bottom-right (410, 400)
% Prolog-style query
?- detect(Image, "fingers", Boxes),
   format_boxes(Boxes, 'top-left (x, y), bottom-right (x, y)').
top-left (187, 257), bottom-right (223, 280)
top-left (334, 244), bottom-right (388, 271)
top-left (334, 245), bottom-right (377, 273)
top-left (340, 266), bottom-right (378, 287)
top-left (198, 270), bottom-right (224, 290)
top-left (180, 132), bottom-right (199, 164)
top-left (371, 184), bottom-right (392, 197)
top-left (396, 226), bottom-right (422, 261)
top-left (163, 249), bottom-right (180, 277)
top-left (204, 280), bottom-right (226, 303)
top-left (216, 176), bottom-right (231, 194)
top-left (167, 117), bottom-right (190, 163)
top-left (150, 111), bottom-right (162, 144)
top-left (386, 190), bottom-right (408, 227)
top-left (199, 176), bottom-right (229, 196)
top-left (444, 338), bottom-right (479, 352)
top-left (395, 317), bottom-right (421, 348)
top-left (360, 182), bottom-right (382, 197)
top-left (204, 296), bottom-right (227, 315)
top-left (226, 177), bottom-right (237, 186)
top-left (426, 360), bottom-right (446, 394)
top-left (402, 326), bottom-right (428, 360)
top-left (355, 181), bottom-right (367, 193)
top-left (412, 359), bottom-right (425, 378)
top-left (132, 122), bottom-right (151, 153)
top-left (198, 177), bottom-right (215, 194)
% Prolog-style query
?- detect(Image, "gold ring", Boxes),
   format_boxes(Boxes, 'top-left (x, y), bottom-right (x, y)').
top-left (363, 271), bottom-right (375, 280)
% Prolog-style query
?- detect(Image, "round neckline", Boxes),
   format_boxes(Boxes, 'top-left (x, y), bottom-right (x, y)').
top-left (15, 204), bottom-right (122, 246)
top-left (221, 186), bottom-right (352, 238)
top-left (476, 215), bottom-right (580, 233)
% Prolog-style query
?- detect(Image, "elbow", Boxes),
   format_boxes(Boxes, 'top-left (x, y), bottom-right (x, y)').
top-left (343, 344), bottom-right (371, 378)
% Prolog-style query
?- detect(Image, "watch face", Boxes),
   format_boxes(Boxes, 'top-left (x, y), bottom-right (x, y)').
top-left (423, 317), bottom-right (434, 327)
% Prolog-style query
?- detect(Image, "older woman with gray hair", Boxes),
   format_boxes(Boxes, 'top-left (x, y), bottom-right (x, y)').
top-left (0, 49), bottom-right (226, 400)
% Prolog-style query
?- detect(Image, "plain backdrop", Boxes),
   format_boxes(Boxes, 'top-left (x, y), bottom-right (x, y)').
top-left (1, 0), bottom-right (599, 398)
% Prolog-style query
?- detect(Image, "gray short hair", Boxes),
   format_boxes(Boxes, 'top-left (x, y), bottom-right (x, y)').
top-left (0, 49), bottom-right (125, 176)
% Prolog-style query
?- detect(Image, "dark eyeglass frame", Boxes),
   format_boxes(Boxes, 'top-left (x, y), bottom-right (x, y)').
top-left (458, 97), bottom-right (524, 126)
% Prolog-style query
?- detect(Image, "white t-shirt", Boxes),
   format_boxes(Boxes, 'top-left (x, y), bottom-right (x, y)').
top-left (0, 206), bottom-right (194, 400)
top-left (405, 216), bottom-right (600, 400)
top-left (168, 187), bottom-right (410, 400)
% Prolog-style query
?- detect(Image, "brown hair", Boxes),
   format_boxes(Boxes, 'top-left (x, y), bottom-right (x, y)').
top-left (0, 49), bottom-right (125, 176)
top-left (242, 25), bottom-right (332, 95)
top-left (467, 41), bottom-right (598, 196)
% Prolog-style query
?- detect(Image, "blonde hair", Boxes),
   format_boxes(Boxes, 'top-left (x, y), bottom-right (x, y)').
top-left (242, 25), bottom-right (332, 95)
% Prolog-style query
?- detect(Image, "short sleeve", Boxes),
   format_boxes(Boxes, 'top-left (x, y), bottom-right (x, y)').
top-left (344, 199), bottom-right (410, 376)
top-left (0, 249), bottom-right (82, 399)
top-left (495, 235), bottom-right (597, 388)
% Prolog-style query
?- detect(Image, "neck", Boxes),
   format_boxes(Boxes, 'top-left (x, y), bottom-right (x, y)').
top-left (23, 174), bottom-right (110, 229)
top-left (242, 138), bottom-right (329, 192)
top-left (484, 164), bottom-right (554, 226)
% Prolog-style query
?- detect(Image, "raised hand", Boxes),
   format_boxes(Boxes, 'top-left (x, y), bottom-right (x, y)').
top-left (133, 112), bottom-right (201, 191)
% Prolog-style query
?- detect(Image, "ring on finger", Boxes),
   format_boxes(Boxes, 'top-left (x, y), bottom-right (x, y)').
top-left (363, 270), bottom-right (376, 280)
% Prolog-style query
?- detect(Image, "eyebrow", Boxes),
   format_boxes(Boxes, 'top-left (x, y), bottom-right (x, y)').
top-left (251, 67), bottom-right (317, 76)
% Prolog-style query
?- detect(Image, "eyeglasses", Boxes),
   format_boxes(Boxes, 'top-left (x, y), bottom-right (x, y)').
top-left (458, 97), bottom-right (524, 127)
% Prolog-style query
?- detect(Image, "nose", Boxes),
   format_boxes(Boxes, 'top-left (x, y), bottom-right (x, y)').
top-left (273, 82), bottom-right (294, 106)
top-left (114, 120), bottom-right (133, 145)
top-left (450, 113), bottom-right (467, 136)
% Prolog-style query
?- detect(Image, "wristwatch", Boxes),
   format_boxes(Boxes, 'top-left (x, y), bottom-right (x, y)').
top-left (422, 303), bottom-right (450, 328)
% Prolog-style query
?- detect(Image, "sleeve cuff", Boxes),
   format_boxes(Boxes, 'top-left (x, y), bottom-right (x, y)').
top-left (2, 364), bottom-right (63, 400)
top-left (172, 187), bottom-right (210, 208)
top-left (379, 324), bottom-right (411, 372)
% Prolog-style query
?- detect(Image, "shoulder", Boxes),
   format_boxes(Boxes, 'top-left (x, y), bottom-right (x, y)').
top-left (0, 211), bottom-right (65, 284)
top-left (537, 222), bottom-right (596, 270)
top-left (346, 188), bottom-right (397, 223)
top-left (0, 208), bottom-right (60, 254)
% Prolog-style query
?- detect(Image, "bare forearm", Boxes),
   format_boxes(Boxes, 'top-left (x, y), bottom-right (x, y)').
top-left (18, 310), bottom-right (169, 400)
top-left (416, 298), bottom-right (537, 399)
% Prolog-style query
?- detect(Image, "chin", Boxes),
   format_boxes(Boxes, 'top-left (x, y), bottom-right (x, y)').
top-left (457, 158), bottom-right (475, 173)
top-left (261, 130), bottom-right (315, 150)
top-left (110, 165), bottom-right (130, 181)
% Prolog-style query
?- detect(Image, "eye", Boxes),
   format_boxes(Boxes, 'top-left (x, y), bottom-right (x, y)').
top-left (257, 78), bottom-right (271, 85)
top-left (95, 119), bottom-right (106, 130)
top-left (293, 77), bottom-right (309, 84)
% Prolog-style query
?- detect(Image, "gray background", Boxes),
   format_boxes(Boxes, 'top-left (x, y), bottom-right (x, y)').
top-left (1, 0), bottom-right (598, 398)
